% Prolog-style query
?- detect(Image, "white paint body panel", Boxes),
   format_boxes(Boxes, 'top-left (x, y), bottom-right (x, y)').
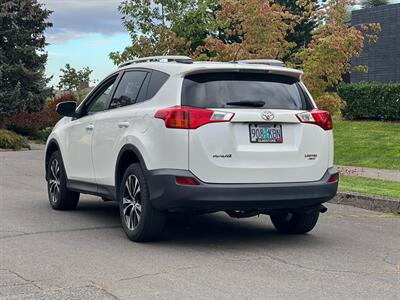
top-left (52, 115), bottom-right (96, 183)
top-left (92, 108), bottom-right (130, 186)
top-left (188, 114), bottom-right (332, 183)
top-left (89, 75), bottom-right (188, 186)
top-left (47, 61), bottom-right (333, 188)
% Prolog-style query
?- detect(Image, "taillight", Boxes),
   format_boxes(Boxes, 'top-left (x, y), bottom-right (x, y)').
top-left (296, 109), bottom-right (333, 130)
top-left (155, 106), bottom-right (234, 129)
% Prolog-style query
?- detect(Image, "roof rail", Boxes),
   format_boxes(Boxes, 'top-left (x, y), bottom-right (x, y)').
top-left (118, 55), bottom-right (193, 68)
top-left (234, 59), bottom-right (285, 67)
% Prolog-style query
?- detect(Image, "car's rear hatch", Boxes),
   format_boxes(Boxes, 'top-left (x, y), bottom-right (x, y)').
top-left (182, 70), bottom-right (332, 184)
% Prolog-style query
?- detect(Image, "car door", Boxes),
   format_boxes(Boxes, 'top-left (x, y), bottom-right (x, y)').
top-left (92, 70), bottom-right (149, 187)
top-left (63, 75), bottom-right (118, 183)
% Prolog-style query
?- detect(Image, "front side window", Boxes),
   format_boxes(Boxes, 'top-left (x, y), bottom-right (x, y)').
top-left (87, 77), bottom-right (117, 115)
top-left (109, 71), bottom-right (148, 109)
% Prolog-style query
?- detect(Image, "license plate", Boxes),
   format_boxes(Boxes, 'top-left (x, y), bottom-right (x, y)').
top-left (249, 124), bottom-right (283, 143)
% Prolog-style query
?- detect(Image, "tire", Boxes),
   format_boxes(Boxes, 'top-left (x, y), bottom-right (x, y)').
top-left (119, 163), bottom-right (166, 242)
top-left (270, 209), bottom-right (320, 234)
top-left (47, 151), bottom-right (80, 210)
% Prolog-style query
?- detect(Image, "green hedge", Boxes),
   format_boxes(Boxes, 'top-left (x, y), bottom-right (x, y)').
top-left (0, 130), bottom-right (30, 150)
top-left (337, 82), bottom-right (400, 121)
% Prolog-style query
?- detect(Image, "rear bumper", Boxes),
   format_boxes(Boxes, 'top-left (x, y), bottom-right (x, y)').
top-left (146, 168), bottom-right (338, 211)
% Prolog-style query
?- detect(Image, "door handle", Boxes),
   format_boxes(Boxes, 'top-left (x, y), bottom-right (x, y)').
top-left (86, 124), bottom-right (94, 131)
top-left (118, 121), bottom-right (130, 128)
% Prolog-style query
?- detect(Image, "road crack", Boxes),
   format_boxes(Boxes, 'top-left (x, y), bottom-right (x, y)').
top-left (0, 226), bottom-right (120, 240)
top-left (90, 281), bottom-right (121, 300)
top-left (0, 268), bottom-right (42, 290)
top-left (222, 253), bottom-right (399, 276)
top-left (117, 265), bottom-right (201, 282)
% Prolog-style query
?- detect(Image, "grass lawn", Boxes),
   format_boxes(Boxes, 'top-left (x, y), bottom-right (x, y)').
top-left (339, 175), bottom-right (400, 199)
top-left (334, 119), bottom-right (400, 170)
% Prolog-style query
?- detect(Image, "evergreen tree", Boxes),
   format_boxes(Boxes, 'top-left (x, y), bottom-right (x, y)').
top-left (0, 0), bottom-right (52, 128)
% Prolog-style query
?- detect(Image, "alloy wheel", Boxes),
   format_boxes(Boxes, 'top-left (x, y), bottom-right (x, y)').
top-left (48, 159), bottom-right (61, 203)
top-left (122, 175), bottom-right (142, 231)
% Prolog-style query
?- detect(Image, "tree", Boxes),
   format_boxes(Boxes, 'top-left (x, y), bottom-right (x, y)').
top-left (57, 64), bottom-right (94, 92)
top-left (0, 0), bottom-right (52, 128)
top-left (295, 0), bottom-right (380, 97)
top-left (197, 0), bottom-right (379, 98)
top-left (276, 0), bottom-right (320, 56)
top-left (109, 0), bottom-right (218, 65)
top-left (113, 0), bottom-right (380, 101)
top-left (197, 0), bottom-right (298, 61)
top-left (361, 0), bottom-right (389, 8)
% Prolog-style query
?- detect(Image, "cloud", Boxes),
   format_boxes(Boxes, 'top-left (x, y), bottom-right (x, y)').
top-left (39, 0), bottom-right (124, 44)
top-left (46, 30), bottom-right (95, 44)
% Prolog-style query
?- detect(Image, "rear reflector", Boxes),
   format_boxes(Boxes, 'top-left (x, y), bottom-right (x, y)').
top-left (175, 176), bottom-right (200, 186)
top-left (296, 109), bottom-right (333, 130)
top-left (155, 106), bottom-right (234, 129)
top-left (328, 173), bottom-right (339, 183)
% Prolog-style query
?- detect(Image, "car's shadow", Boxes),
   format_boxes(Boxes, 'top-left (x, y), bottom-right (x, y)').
top-left (72, 198), bottom-right (331, 249)
top-left (161, 213), bottom-right (329, 249)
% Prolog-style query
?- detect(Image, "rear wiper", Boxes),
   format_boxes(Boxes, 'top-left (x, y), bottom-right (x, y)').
top-left (225, 100), bottom-right (265, 108)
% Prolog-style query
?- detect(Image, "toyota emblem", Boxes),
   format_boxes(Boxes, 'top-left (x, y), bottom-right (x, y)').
top-left (261, 111), bottom-right (274, 121)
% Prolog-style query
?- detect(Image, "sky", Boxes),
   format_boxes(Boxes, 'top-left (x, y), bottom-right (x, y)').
top-left (39, 0), bottom-right (400, 87)
top-left (39, 0), bottom-right (131, 86)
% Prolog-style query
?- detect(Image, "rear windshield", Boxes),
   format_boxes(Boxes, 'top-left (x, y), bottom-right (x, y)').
top-left (181, 72), bottom-right (311, 110)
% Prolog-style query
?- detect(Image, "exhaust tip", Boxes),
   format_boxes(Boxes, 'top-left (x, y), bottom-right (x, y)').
top-left (320, 205), bottom-right (328, 213)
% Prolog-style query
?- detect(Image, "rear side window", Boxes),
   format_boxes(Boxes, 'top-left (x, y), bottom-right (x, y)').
top-left (181, 72), bottom-right (311, 110)
top-left (109, 71), bottom-right (147, 109)
top-left (146, 70), bottom-right (169, 100)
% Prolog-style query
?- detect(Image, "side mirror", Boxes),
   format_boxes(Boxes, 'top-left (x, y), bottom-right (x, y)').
top-left (56, 101), bottom-right (77, 117)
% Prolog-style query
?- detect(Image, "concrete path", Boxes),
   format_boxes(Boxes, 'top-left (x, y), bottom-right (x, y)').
top-left (1, 150), bottom-right (399, 300)
top-left (337, 165), bottom-right (400, 182)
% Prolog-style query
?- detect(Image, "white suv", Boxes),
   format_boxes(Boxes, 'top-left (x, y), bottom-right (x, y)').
top-left (45, 56), bottom-right (338, 242)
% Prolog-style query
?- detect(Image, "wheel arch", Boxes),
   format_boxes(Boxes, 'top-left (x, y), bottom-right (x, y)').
top-left (115, 144), bottom-right (148, 197)
top-left (45, 139), bottom-right (62, 180)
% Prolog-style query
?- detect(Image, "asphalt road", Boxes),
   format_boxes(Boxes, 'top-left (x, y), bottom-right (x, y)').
top-left (1, 150), bottom-right (399, 300)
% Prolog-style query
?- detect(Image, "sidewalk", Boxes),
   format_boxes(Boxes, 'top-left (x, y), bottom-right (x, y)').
top-left (337, 165), bottom-right (400, 182)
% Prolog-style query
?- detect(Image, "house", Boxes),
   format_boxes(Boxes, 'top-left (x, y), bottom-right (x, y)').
top-left (351, 3), bottom-right (400, 83)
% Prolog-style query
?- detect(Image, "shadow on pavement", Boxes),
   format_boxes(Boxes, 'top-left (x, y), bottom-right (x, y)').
top-left (69, 198), bottom-right (330, 249)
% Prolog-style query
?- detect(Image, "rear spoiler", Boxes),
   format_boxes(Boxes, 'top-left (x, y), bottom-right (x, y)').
top-left (180, 65), bottom-right (303, 81)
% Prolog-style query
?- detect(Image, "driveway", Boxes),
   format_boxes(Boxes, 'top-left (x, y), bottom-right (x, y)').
top-left (0, 150), bottom-right (399, 299)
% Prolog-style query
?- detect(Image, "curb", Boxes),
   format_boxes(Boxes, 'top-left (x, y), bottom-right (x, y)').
top-left (330, 192), bottom-right (400, 214)
top-left (0, 147), bottom-right (30, 152)
top-left (29, 143), bottom-right (46, 150)
top-left (337, 165), bottom-right (400, 182)
top-left (0, 143), bottom-right (45, 152)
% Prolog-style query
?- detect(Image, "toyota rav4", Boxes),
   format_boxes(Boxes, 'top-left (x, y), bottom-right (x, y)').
top-left (45, 56), bottom-right (338, 242)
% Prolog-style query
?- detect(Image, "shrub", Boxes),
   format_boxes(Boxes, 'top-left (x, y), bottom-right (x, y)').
top-left (36, 127), bottom-right (54, 143)
top-left (0, 130), bottom-right (30, 150)
top-left (337, 83), bottom-right (400, 121)
top-left (8, 110), bottom-right (52, 136)
top-left (315, 93), bottom-right (347, 116)
top-left (46, 93), bottom-right (78, 125)
top-left (8, 93), bottom-right (77, 137)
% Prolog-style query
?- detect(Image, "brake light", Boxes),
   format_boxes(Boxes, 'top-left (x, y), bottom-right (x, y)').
top-left (155, 106), bottom-right (234, 129)
top-left (296, 109), bottom-right (333, 130)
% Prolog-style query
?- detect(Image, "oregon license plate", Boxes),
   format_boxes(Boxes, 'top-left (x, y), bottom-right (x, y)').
top-left (249, 124), bottom-right (283, 143)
